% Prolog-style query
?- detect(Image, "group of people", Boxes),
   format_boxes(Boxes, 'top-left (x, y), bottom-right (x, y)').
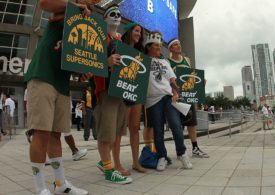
top-left (0, 93), bottom-right (15, 141)
top-left (24, 1), bottom-right (209, 195)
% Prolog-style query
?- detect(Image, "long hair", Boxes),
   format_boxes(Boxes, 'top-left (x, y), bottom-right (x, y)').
top-left (121, 24), bottom-right (144, 52)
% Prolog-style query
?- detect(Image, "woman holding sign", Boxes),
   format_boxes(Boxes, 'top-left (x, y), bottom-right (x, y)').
top-left (144, 31), bottom-right (193, 171)
top-left (121, 22), bottom-right (146, 173)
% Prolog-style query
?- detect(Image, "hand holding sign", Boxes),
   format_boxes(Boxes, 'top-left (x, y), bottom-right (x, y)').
top-left (108, 54), bottom-right (121, 66)
top-left (62, 2), bottom-right (108, 77)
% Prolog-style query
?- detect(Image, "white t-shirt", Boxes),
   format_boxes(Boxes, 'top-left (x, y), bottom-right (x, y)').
top-left (262, 106), bottom-right (269, 116)
top-left (24, 89), bottom-right (28, 112)
top-left (24, 89), bottom-right (27, 102)
top-left (75, 102), bottom-right (82, 118)
top-left (0, 93), bottom-right (3, 110)
top-left (146, 58), bottom-right (176, 108)
top-left (5, 97), bottom-right (15, 117)
top-left (209, 106), bottom-right (215, 112)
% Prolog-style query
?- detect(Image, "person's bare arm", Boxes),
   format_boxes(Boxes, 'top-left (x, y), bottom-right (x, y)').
top-left (170, 77), bottom-right (179, 102)
top-left (41, 0), bottom-right (94, 22)
top-left (39, 0), bottom-right (68, 13)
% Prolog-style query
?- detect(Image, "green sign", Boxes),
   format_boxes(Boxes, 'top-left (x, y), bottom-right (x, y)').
top-left (61, 2), bottom-right (108, 77)
top-left (108, 42), bottom-right (151, 104)
top-left (174, 67), bottom-right (205, 104)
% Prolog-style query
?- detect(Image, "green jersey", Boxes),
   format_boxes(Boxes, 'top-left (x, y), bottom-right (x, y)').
top-left (24, 21), bottom-right (71, 96)
top-left (168, 56), bottom-right (191, 72)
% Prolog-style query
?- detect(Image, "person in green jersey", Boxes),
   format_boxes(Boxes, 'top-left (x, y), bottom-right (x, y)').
top-left (24, 1), bottom-right (100, 194)
top-left (168, 38), bottom-right (209, 158)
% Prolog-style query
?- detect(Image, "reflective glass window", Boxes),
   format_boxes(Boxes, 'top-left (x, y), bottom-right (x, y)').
top-left (0, 0), bottom-right (36, 25)
top-left (11, 48), bottom-right (27, 59)
top-left (40, 11), bottom-right (50, 29)
top-left (0, 33), bottom-right (13, 47)
top-left (0, 32), bottom-right (29, 59)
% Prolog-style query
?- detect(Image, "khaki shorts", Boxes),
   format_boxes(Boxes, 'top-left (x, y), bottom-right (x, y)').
top-left (94, 91), bottom-right (127, 143)
top-left (27, 79), bottom-right (70, 133)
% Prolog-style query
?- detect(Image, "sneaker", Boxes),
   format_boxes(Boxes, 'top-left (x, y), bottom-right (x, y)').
top-left (192, 147), bottom-right (209, 158)
top-left (54, 180), bottom-right (88, 195)
top-left (96, 161), bottom-right (105, 173)
top-left (72, 149), bottom-right (88, 161)
top-left (39, 189), bottom-right (51, 195)
top-left (25, 129), bottom-right (33, 143)
top-left (156, 157), bottom-right (167, 171)
top-left (105, 169), bottom-right (133, 184)
top-left (177, 153), bottom-right (192, 169)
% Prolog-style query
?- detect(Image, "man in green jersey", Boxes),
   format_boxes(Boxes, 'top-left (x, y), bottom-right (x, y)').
top-left (168, 38), bottom-right (209, 158)
top-left (24, 1), bottom-right (100, 194)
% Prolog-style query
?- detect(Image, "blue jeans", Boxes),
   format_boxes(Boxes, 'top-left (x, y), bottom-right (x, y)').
top-left (148, 95), bottom-right (186, 158)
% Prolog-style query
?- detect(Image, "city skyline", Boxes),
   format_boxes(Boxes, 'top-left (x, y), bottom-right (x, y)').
top-left (190, 0), bottom-right (275, 98)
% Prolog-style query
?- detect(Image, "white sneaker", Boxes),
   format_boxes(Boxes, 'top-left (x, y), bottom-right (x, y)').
top-left (72, 149), bottom-right (88, 161)
top-left (54, 180), bottom-right (88, 195)
top-left (192, 147), bottom-right (209, 158)
top-left (39, 189), bottom-right (52, 195)
top-left (177, 153), bottom-right (192, 169)
top-left (156, 157), bottom-right (167, 171)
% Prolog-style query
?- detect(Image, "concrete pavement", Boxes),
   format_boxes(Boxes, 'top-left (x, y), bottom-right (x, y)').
top-left (0, 122), bottom-right (275, 195)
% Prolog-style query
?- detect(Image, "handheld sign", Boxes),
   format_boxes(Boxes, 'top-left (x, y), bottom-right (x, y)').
top-left (174, 67), bottom-right (205, 104)
top-left (108, 42), bottom-right (151, 104)
top-left (62, 2), bottom-right (108, 77)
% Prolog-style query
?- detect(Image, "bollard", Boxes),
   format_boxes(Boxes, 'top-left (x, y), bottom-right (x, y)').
top-left (207, 120), bottom-right (210, 138)
top-left (240, 113), bottom-right (243, 133)
top-left (229, 119), bottom-right (232, 138)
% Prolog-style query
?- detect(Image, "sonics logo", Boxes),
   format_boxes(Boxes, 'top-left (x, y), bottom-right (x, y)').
top-left (180, 71), bottom-right (202, 91)
top-left (68, 24), bottom-right (104, 53)
top-left (119, 53), bottom-right (146, 82)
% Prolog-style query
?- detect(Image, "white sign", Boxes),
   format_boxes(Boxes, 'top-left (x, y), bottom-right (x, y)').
top-left (0, 56), bottom-right (30, 75)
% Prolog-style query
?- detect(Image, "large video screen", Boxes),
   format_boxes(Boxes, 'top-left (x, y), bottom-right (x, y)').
top-left (119, 0), bottom-right (178, 43)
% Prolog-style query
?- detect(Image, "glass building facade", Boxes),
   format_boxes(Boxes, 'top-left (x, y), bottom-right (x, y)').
top-left (0, 0), bottom-right (37, 26)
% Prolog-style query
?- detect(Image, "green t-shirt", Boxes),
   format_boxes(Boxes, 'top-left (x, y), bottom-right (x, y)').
top-left (168, 56), bottom-right (191, 72)
top-left (24, 21), bottom-right (71, 96)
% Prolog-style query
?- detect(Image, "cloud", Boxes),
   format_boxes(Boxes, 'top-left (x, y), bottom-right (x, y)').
top-left (190, 0), bottom-right (275, 97)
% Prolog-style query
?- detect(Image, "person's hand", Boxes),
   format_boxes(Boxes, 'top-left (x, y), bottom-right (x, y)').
top-left (78, 0), bottom-right (101, 10)
top-left (107, 54), bottom-right (121, 67)
top-left (80, 72), bottom-right (93, 82)
top-left (76, 3), bottom-right (91, 17)
top-left (172, 93), bottom-right (179, 103)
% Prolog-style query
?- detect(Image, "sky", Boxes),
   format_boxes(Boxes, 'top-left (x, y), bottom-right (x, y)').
top-left (189, 0), bottom-right (275, 98)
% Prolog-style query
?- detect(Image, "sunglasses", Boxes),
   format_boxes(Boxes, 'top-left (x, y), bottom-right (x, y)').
top-left (109, 11), bottom-right (121, 18)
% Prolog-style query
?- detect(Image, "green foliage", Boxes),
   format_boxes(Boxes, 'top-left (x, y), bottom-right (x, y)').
top-left (204, 95), bottom-right (251, 110)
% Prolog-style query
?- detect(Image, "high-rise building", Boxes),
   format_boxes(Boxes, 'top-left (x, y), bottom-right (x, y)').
top-left (251, 44), bottom-right (274, 106)
top-left (241, 66), bottom-right (255, 102)
top-left (223, 86), bottom-right (234, 100)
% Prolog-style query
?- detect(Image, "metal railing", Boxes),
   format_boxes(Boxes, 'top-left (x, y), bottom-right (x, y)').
top-left (196, 110), bottom-right (273, 138)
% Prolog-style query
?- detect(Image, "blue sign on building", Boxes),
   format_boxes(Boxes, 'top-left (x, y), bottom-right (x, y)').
top-left (119, 0), bottom-right (178, 43)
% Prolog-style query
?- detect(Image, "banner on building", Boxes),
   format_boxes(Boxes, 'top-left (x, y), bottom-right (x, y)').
top-left (61, 2), bottom-right (108, 77)
top-left (174, 67), bottom-right (205, 104)
top-left (108, 42), bottom-right (151, 104)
